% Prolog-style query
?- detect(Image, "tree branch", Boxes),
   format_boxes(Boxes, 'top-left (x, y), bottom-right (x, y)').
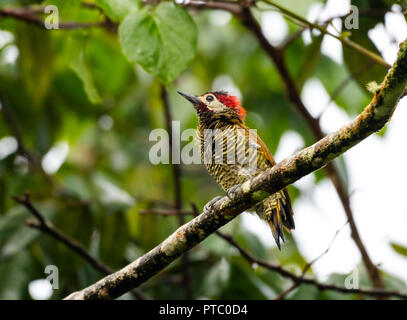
top-left (12, 192), bottom-right (147, 300)
top-left (64, 39), bottom-right (407, 299)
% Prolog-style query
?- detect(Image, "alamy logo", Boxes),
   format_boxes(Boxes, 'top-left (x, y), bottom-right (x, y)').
top-left (344, 5), bottom-right (359, 30)
top-left (45, 265), bottom-right (59, 290)
top-left (344, 267), bottom-right (359, 289)
top-left (44, 5), bottom-right (59, 30)
top-left (149, 121), bottom-right (259, 173)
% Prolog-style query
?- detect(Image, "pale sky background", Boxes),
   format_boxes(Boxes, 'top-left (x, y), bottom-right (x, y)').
top-left (1, 0), bottom-right (406, 299)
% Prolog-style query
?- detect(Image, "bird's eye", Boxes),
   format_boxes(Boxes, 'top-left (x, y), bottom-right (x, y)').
top-left (206, 95), bottom-right (214, 102)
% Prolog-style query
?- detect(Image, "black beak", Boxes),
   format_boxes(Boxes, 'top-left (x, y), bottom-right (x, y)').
top-left (177, 91), bottom-right (201, 106)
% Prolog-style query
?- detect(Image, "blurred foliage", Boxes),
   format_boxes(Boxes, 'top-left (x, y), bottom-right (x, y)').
top-left (391, 243), bottom-right (407, 258)
top-left (0, 0), bottom-right (406, 300)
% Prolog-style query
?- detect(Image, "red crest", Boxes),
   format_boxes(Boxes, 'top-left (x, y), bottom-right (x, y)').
top-left (213, 91), bottom-right (246, 120)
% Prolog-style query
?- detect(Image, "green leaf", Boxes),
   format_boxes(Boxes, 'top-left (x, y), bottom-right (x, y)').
top-left (315, 55), bottom-right (370, 115)
top-left (95, 0), bottom-right (140, 22)
top-left (199, 258), bottom-right (231, 298)
top-left (0, 207), bottom-right (30, 246)
top-left (342, 35), bottom-right (387, 92)
top-left (221, 257), bottom-right (274, 299)
top-left (0, 207), bottom-right (39, 259)
top-left (296, 34), bottom-right (323, 91)
top-left (0, 251), bottom-right (32, 299)
top-left (381, 270), bottom-right (407, 294)
top-left (235, 230), bottom-right (267, 260)
top-left (1, 227), bottom-right (38, 259)
top-left (391, 242), bottom-right (407, 258)
top-left (68, 32), bottom-right (102, 104)
top-left (291, 284), bottom-right (320, 300)
top-left (343, 0), bottom-right (389, 92)
top-left (119, 3), bottom-right (197, 84)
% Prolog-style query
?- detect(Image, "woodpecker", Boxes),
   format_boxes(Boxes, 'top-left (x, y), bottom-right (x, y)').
top-left (178, 90), bottom-right (295, 249)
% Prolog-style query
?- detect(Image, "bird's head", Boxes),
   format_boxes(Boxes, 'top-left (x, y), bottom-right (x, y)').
top-left (178, 90), bottom-right (246, 123)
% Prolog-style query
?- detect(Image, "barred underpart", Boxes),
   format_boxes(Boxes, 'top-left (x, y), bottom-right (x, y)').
top-left (198, 117), bottom-right (295, 249)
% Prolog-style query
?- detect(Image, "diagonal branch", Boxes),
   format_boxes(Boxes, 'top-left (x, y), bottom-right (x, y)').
top-left (12, 192), bottom-right (147, 300)
top-left (64, 39), bottom-right (407, 299)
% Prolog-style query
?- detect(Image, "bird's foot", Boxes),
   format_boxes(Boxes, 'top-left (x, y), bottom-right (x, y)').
top-left (203, 196), bottom-right (223, 214)
top-left (226, 184), bottom-right (240, 200)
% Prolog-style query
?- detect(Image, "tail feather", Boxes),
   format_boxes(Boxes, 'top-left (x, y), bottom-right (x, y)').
top-left (268, 208), bottom-right (285, 250)
top-left (281, 189), bottom-right (295, 230)
top-left (255, 190), bottom-right (295, 250)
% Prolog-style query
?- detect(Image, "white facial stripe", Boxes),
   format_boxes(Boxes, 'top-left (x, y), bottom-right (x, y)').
top-left (199, 94), bottom-right (225, 112)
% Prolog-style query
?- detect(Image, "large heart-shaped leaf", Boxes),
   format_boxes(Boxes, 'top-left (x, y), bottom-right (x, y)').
top-left (119, 3), bottom-right (197, 84)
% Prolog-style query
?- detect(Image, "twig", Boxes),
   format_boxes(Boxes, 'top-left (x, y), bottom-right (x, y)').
top-left (0, 92), bottom-right (55, 187)
top-left (274, 221), bottom-right (348, 299)
top-left (12, 193), bottom-right (111, 274)
top-left (191, 204), bottom-right (402, 300)
top-left (0, 7), bottom-right (115, 31)
top-left (182, 0), bottom-right (390, 68)
top-left (12, 192), bottom-right (147, 300)
top-left (0, 92), bottom-right (36, 165)
top-left (260, 0), bottom-right (391, 68)
top-left (214, 230), bottom-right (407, 299)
